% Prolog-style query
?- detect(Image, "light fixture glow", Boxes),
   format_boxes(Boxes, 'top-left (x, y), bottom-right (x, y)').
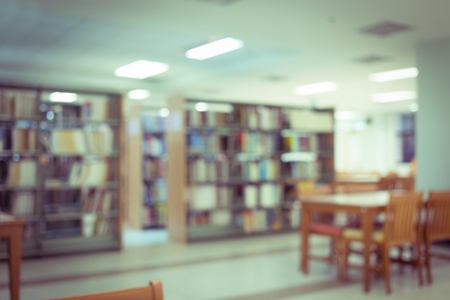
top-left (410, 103), bottom-right (419, 112)
top-left (334, 111), bottom-right (357, 121)
top-left (293, 82), bottom-right (338, 95)
top-left (369, 67), bottom-right (418, 83)
top-left (195, 102), bottom-right (208, 112)
top-left (114, 60), bottom-right (169, 79)
top-left (353, 121), bottom-right (367, 131)
top-left (185, 38), bottom-right (244, 60)
top-left (49, 92), bottom-right (78, 103)
top-left (127, 89), bottom-right (151, 100)
top-left (158, 108), bottom-right (170, 117)
top-left (372, 91), bottom-right (416, 103)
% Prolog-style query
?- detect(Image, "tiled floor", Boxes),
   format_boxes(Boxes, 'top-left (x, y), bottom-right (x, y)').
top-left (1, 233), bottom-right (449, 300)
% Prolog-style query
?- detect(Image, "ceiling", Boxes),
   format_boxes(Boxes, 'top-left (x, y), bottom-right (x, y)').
top-left (1, 0), bottom-right (450, 113)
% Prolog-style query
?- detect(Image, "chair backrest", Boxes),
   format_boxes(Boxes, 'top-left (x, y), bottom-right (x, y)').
top-left (427, 191), bottom-right (450, 242)
top-left (383, 193), bottom-right (423, 246)
top-left (378, 177), bottom-right (396, 191)
top-left (48, 281), bottom-right (163, 300)
top-left (395, 177), bottom-right (415, 192)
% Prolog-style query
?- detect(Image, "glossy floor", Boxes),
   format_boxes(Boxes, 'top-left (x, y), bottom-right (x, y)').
top-left (1, 233), bottom-right (449, 300)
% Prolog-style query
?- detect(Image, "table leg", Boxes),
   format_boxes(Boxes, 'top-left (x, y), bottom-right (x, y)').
top-left (8, 226), bottom-right (23, 300)
top-left (361, 209), bottom-right (373, 293)
top-left (301, 204), bottom-right (310, 274)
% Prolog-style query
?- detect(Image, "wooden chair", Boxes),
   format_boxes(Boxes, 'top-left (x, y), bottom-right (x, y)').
top-left (395, 177), bottom-right (415, 192)
top-left (340, 193), bottom-right (424, 294)
top-left (48, 280), bottom-right (163, 300)
top-left (424, 191), bottom-right (450, 284)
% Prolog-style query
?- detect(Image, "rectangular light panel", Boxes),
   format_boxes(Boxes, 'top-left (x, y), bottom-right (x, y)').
top-left (369, 67), bottom-right (418, 83)
top-left (185, 38), bottom-right (244, 60)
top-left (115, 61), bottom-right (169, 79)
top-left (372, 91), bottom-right (416, 103)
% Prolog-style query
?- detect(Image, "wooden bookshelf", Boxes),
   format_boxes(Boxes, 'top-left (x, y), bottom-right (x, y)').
top-left (0, 84), bottom-right (123, 257)
top-left (166, 97), bottom-right (335, 242)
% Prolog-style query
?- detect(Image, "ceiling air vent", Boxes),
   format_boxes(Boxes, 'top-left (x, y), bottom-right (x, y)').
top-left (355, 54), bottom-right (391, 64)
top-left (361, 21), bottom-right (413, 37)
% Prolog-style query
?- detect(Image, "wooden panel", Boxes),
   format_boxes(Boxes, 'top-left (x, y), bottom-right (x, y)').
top-left (125, 105), bottom-right (144, 229)
top-left (167, 96), bottom-right (187, 243)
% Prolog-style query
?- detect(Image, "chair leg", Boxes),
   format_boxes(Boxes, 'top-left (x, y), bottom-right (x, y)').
top-left (383, 247), bottom-right (392, 294)
top-left (425, 240), bottom-right (432, 284)
top-left (336, 238), bottom-right (348, 282)
top-left (417, 243), bottom-right (424, 287)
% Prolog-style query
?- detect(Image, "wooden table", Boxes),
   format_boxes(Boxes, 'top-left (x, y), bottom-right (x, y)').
top-left (300, 191), bottom-right (391, 293)
top-left (0, 212), bottom-right (26, 300)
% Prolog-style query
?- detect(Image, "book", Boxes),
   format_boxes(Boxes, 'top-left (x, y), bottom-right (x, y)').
top-left (11, 191), bottom-right (35, 217)
top-left (244, 185), bottom-right (258, 208)
top-left (6, 159), bottom-right (37, 186)
top-left (189, 185), bottom-right (217, 210)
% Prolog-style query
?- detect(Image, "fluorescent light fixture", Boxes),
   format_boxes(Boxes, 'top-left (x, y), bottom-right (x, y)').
top-left (372, 91), bottom-right (416, 103)
top-left (293, 82), bottom-right (338, 95)
top-left (195, 102), bottom-right (208, 112)
top-left (281, 152), bottom-right (317, 162)
top-left (410, 103), bottom-right (419, 112)
top-left (185, 37), bottom-right (244, 60)
top-left (115, 60), bottom-right (169, 79)
top-left (49, 92), bottom-right (78, 103)
top-left (158, 108), bottom-right (170, 117)
top-left (369, 67), bottom-right (418, 83)
top-left (353, 121), bottom-right (367, 131)
top-left (128, 89), bottom-right (151, 100)
top-left (335, 111), bottom-right (357, 121)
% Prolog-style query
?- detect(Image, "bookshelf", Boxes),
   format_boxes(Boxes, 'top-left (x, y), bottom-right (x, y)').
top-left (166, 97), bottom-right (335, 242)
top-left (0, 85), bottom-right (123, 257)
top-left (141, 108), bottom-right (167, 230)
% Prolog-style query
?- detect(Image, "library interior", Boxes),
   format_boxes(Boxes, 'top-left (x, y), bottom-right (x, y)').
top-left (1, 1), bottom-right (450, 299)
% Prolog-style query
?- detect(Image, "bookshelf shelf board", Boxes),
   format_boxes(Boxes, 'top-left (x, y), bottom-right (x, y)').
top-left (0, 151), bottom-right (42, 157)
top-left (143, 179), bottom-right (166, 184)
top-left (186, 126), bottom-right (282, 134)
top-left (0, 185), bottom-right (40, 191)
top-left (144, 131), bottom-right (165, 135)
top-left (143, 154), bottom-right (166, 159)
top-left (187, 178), bottom-right (300, 186)
top-left (0, 115), bottom-right (41, 122)
top-left (44, 182), bottom-right (120, 190)
top-left (45, 152), bottom-right (119, 158)
top-left (189, 203), bottom-right (295, 213)
top-left (143, 225), bottom-right (166, 230)
top-left (40, 235), bottom-right (120, 255)
top-left (44, 210), bottom-right (120, 221)
top-left (187, 226), bottom-right (296, 241)
top-left (42, 118), bottom-right (121, 126)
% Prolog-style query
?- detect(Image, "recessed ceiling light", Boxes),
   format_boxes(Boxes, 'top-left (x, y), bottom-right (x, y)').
top-left (158, 108), bottom-right (170, 117)
top-left (369, 67), bottom-right (418, 83)
top-left (128, 89), bottom-right (151, 100)
top-left (185, 38), bottom-right (244, 60)
top-left (49, 92), bottom-right (78, 103)
top-left (372, 91), bottom-right (416, 103)
top-left (195, 102), bottom-right (208, 112)
top-left (409, 103), bottom-right (419, 112)
top-left (115, 61), bottom-right (169, 79)
top-left (293, 82), bottom-right (338, 95)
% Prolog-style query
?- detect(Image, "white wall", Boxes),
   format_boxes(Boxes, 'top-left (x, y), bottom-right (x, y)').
top-left (335, 113), bottom-right (408, 175)
top-left (416, 39), bottom-right (450, 190)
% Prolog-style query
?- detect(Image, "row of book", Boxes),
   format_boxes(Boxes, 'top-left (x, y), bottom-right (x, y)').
top-left (67, 160), bottom-right (111, 186)
top-left (45, 128), bottom-right (115, 155)
top-left (0, 159), bottom-right (37, 186)
top-left (235, 105), bottom-right (283, 130)
top-left (188, 183), bottom-right (281, 210)
top-left (143, 135), bottom-right (165, 156)
top-left (188, 159), bottom-right (230, 183)
top-left (283, 135), bottom-right (317, 152)
top-left (290, 162), bottom-right (318, 179)
top-left (188, 206), bottom-right (300, 232)
top-left (42, 98), bottom-right (112, 122)
top-left (142, 112), bottom-right (165, 133)
top-left (186, 110), bottom-right (229, 127)
top-left (142, 204), bottom-right (167, 228)
top-left (143, 159), bottom-right (166, 180)
top-left (0, 90), bottom-right (37, 118)
top-left (241, 159), bottom-right (281, 182)
top-left (0, 128), bottom-right (37, 152)
top-left (187, 132), bottom-right (282, 154)
top-left (9, 191), bottom-right (35, 217)
top-left (143, 179), bottom-right (167, 204)
top-left (81, 189), bottom-right (114, 213)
